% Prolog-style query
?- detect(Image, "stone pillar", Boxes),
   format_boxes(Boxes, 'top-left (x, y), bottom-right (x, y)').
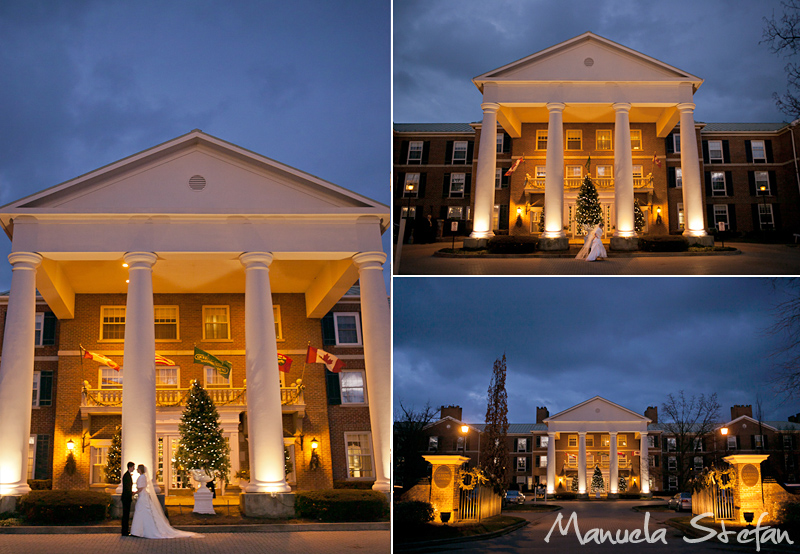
top-left (723, 454), bottom-right (770, 525)
top-left (640, 431), bottom-right (650, 495)
top-left (546, 432), bottom-right (556, 494)
top-left (612, 103), bottom-right (637, 250)
top-left (609, 432), bottom-right (619, 496)
top-left (120, 252), bottom-right (159, 492)
top-left (239, 252), bottom-right (291, 495)
top-left (541, 102), bottom-right (568, 250)
top-left (578, 431), bottom-right (587, 496)
top-left (352, 252), bottom-right (391, 493)
top-left (423, 455), bottom-right (471, 523)
top-left (677, 103), bottom-right (711, 244)
top-left (0, 252), bottom-right (42, 496)
top-left (469, 102), bottom-right (500, 244)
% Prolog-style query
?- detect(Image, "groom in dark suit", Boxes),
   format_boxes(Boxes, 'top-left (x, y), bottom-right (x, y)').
top-left (121, 461), bottom-right (135, 536)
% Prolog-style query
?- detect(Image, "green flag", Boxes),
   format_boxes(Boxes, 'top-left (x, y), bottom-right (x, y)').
top-left (584, 155), bottom-right (591, 172)
top-left (193, 346), bottom-right (232, 379)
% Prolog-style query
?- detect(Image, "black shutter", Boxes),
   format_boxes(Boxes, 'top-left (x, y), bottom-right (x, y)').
top-left (527, 438), bottom-right (532, 452)
top-left (418, 173), bottom-right (427, 197)
top-left (723, 140), bottom-right (731, 163)
top-left (396, 172), bottom-right (405, 200)
top-left (503, 133), bottom-right (511, 153)
top-left (668, 167), bottom-right (676, 188)
top-left (666, 135), bottom-right (674, 154)
top-left (35, 435), bottom-right (51, 480)
top-left (467, 141), bottom-right (475, 163)
top-left (749, 172), bottom-right (756, 196)
top-left (535, 456), bottom-right (540, 468)
top-left (399, 141), bottom-right (409, 164)
top-left (536, 436), bottom-right (541, 448)
top-left (745, 140), bottom-right (753, 163)
top-left (499, 204), bottom-right (509, 230)
top-left (728, 204), bottom-right (737, 231)
top-left (464, 173), bottom-right (472, 197)
top-left (764, 435), bottom-right (769, 449)
top-left (39, 371), bottom-right (53, 407)
top-left (774, 204), bottom-right (782, 230)
top-left (766, 140), bottom-right (774, 163)
top-left (655, 455), bottom-right (660, 467)
top-left (42, 312), bottom-right (56, 346)
top-left (321, 313), bottom-right (336, 346)
top-left (443, 173), bottom-right (451, 198)
top-left (704, 172), bottom-right (712, 196)
top-left (439, 206), bottom-right (447, 220)
top-left (501, 169), bottom-right (510, 186)
top-left (752, 203), bottom-right (760, 230)
top-left (421, 141), bottom-right (430, 165)
top-left (707, 204), bottom-right (714, 229)
top-left (769, 171), bottom-right (777, 196)
top-left (445, 141), bottom-right (453, 164)
top-left (736, 436), bottom-right (741, 449)
top-left (725, 171), bottom-right (733, 196)
top-left (751, 435), bottom-right (756, 449)
top-left (702, 140), bottom-right (709, 164)
top-left (325, 369), bottom-right (341, 405)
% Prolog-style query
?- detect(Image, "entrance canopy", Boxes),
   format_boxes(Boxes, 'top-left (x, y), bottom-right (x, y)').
top-left (544, 396), bottom-right (651, 436)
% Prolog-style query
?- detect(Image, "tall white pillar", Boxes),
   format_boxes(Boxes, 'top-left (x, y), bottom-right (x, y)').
top-left (678, 103), bottom-right (707, 237)
top-left (352, 252), bottom-right (391, 493)
top-left (543, 103), bottom-right (566, 238)
top-left (471, 102), bottom-right (500, 239)
top-left (120, 252), bottom-right (159, 492)
top-left (613, 103), bottom-right (635, 237)
top-left (609, 431), bottom-right (619, 494)
top-left (546, 432), bottom-right (556, 494)
top-left (0, 252), bottom-right (42, 495)
top-left (640, 431), bottom-right (650, 494)
top-left (240, 252), bottom-right (290, 493)
top-left (578, 431), bottom-right (587, 494)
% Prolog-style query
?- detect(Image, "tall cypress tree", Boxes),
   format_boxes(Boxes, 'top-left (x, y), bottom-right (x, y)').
top-left (104, 426), bottom-right (122, 484)
top-left (575, 176), bottom-right (603, 231)
top-left (174, 380), bottom-right (231, 485)
top-left (480, 354), bottom-right (509, 495)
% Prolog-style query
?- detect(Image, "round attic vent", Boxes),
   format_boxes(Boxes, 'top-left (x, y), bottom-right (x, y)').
top-left (188, 175), bottom-right (206, 191)
top-left (584, 57), bottom-right (594, 67)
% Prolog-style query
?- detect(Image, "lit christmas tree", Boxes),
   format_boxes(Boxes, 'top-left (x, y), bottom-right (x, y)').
top-left (619, 475), bottom-right (628, 493)
top-left (591, 466), bottom-right (605, 493)
top-left (104, 426), bottom-right (122, 484)
top-left (174, 380), bottom-right (231, 486)
top-left (634, 199), bottom-right (645, 233)
top-left (575, 176), bottom-right (603, 232)
top-left (571, 474), bottom-right (579, 492)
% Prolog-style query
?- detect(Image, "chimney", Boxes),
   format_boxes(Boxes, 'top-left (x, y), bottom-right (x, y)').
top-left (789, 413), bottom-right (800, 424)
top-left (536, 407), bottom-right (549, 424)
top-left (645, 406), bottom-right (658, 423)
top-left (440, 405), bottom-right (462, 421)
top-left (731, 405), bottom-right (753, 420)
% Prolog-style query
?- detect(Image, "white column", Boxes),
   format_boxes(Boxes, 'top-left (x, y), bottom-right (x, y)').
top-left (678, 103), bottom-right (707, 237)
top-left (353, 252), bottom-right (391, 493)
top-left (120, 252), bottom-right (159, 493)
top-left (578, 431), bottom-right (587, 494)
top-left (240, 252), bottom-right (290, 493)
top-left (471, 102), bottom-right (500, 239)
top-left (0, 252), bottom-right (42, 496)
top-left (613, 103), bottom-right (635, 237)
top-left (543, 103), bottom-right (566, 238)
top-left (546, 432), bottom-right (556, 494)
top-left (609, 431), bottom-right (619, 494)
top-left (640, 432), bottom-right (650, 494)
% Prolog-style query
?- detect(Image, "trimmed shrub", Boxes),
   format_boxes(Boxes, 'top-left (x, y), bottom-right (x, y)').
top-left (618, 493), bottom-right (641, 500)
top-left (554, 492), bottom-right (577, 500)
top-left (639, 236), bottom-right (688, 252)
top-left (487, 235), bottom-right (537, 254)
top-left (394, 501), bottom-right (434, 527)
top-left (776, 500), bottom-right (800, 529)
top-left (295, 490), bottom-right (388, 522)
top-left (333, 480), bottom-right (374, 490)
top-left (27, 479), bottom-right (52, 490)
top-left (18, 490), bottom-right (112, 524)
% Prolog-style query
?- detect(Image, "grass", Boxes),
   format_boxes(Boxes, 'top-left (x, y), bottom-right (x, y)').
top-left (502, 503), bottom-right (561, 512)
top-left (438, 248), bottom-right (488, 256)
top-left (688, 245), bottom-right (737, 252)
top-left (393, 514), bottom-right (525, 544)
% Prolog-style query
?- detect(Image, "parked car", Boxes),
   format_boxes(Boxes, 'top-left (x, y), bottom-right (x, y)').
top-left (668, 492), bottom-right (692, 512)
top-left (504, 490), bottom-right (525, 504)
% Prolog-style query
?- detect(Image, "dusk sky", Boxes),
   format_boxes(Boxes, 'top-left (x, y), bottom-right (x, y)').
top-left (393, 278), bottom-right (800, 425)
top-left (0, 0), bottom-right (390, 290)
top-left (394, 0), bottom-right (792, 125)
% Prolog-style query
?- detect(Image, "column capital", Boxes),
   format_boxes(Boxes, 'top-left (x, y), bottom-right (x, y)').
top-left (8, 252), bottom-right (42, 269)
top-left (480, 102), bottom-right (500, 113)
top-left (640, 430), bottom-right (649, 436)
top-left (612, 102), bottom-right (631, 113)
top-left (352, 251), bottom-right (387, 269)
top-left (578, 431), bottom-right (587, 437)
top-left (239, 252), bottom-right (274, 269)
top-left (676, 102), bottom-right (696, 113)
top-left (609, 431), bottom-right (618, 436)
top-left (547, 431), bottom-right (556, 437)
top-left (123, 251), bottom-right (157, 268)
top-left (546, 102), bottom-right (566, 112)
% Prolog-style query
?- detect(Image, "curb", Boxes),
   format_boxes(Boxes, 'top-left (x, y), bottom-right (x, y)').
top-left (434, 250), bottom-right (742, 259)
top-left (395, 518), bottom-right (529, 552)
top-left (0, 521), bottom-right (389, 534)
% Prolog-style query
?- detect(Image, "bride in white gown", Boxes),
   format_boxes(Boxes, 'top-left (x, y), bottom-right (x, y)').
top-left (130, 465), bottom-right (201, 539)
top-left (575, 223), bottom-right (607, 261)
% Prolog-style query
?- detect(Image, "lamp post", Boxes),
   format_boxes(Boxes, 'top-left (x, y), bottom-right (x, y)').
top-left (759, 185), bottom-right (769, 230)
top-left (393, 183), bottom-right (416, 269)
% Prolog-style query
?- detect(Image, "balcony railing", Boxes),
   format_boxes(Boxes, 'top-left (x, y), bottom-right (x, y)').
top-left (523, 176), bottom-right (654, 192)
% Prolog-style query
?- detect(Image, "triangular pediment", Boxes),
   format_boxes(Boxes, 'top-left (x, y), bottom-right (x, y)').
top-left (1, 130), bottom-right (387, 216)
top-left (546, 396), bottom-right (650, 424)
top-left (474, 32), bottom-right (702, 90)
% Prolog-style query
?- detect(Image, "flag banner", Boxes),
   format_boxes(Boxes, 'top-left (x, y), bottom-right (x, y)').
top-left (504, 156), bottom-right (524, 176)
top-left (278, 353), bottom-right (293, 373)
top-left (82, 348), bottom-right (120, 371)
top-left (306, 345), bottom-right (345, 373)
top-left (584, 155), bottom-right (591, 171)
top-left (193, 346), bottom-right (232, 379)
top-left (155, 353), bottom-right (176, 366)
top-left (652, 152), bottom-right (662, 168)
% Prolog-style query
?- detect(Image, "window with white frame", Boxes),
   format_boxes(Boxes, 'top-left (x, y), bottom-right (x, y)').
top-left (401, 206), bottom-right (417, 219)
top-left (154, 306), bottom-right (179, 340)
top-left (677, 203), bottom-right (685, 229)
top-left (617, 435), bottom-right (627, 448)
top-left (667, 437), bottom-right (677, 452)
top-left (492, 205), bottom-right (500, 230)
top-left (452, 141), bottom-right (468, 163)
top-left (403, 173), bottom-right (420, 197)
top-left (648, 435), bottom-right (655, 448)
top-left (601, 435), bottom-right (610, 447)
top-left (566, 130), bottom-right (582, 150)
top-left (204, 365), bottom-right (230, 388)
top-left (693, 438), bottom-right (703, 452)
top-left (517, 438), bottom-right (528, 452)
top-left (694, 456), bottom-right (704, 471)
top-left (540, 436), bottom-right (549, 448)
top-left (630, 130), bottom-right (642, 150)
top-left (586, 453), bottom-right (594, 467)
top-left (100, 368), bottom-right (123, 388)
top-left (428, 436), bottom-right (438, 451)
top-left (755, 171), bottom-right (770, 195)
top-left (333, 312), bottom-right (362, 345)
top-left (34, 313), bottom-right (45, 346)
top-left (632, 165), bottom-right (643, 180)
top-left (101, 306), bottom-right (126, 341)
top-left (596, 165), bottom-right (612, 181)
top-left (676, 167), bottom-right (683, 188)
top-left (449, 173), bottom-right (466, 198)
top-left (457, 436), bottom-right (464, 450)
top-left (708, 140), bottom-right (723, 163)
top-left (27, 436), bottom-right (36, 480)
top-left (596, 130), bottom-right (612, 150)
top-left (32, 372), bottom-right (40, 407)
top-left (496, 133), bottom-right (504, 153)
top-left (517, 457), bottom-right (527, 472)
top-left (495, 168), bottom-right (502, 189)
top-left (585, 435), bottom-right (594, 447)
top-left (407, 141), bottom-right (423, 163)
top-left (448, 206), bottom-right (464, 220)
top-left (711, 172), bottom-right (726, 196)
top-left (668, 456), bottom-right (677, 471)
top-left (785, 435), bottom-right (793, 449)
top-left (156, 366), bottom-right (179, 387)
top-left (668, 475), bottom-right (678, 489)
top-left (535, 166), bottom-right (546, 180)
top-left (340, 371), bottom-right (366, 404)
top-left (727, 436), bottom-right (737, 449)
top-left (566, 166), bottom-right (582, 182)
top-left (713, 205), bottom-right (729, 228)
top-left (672, 134), bottom-right (681, 153)
top-left (755, 435), bottom-right (765, 448)
top-left (568, 435), bottom-right (578, 448)
top-left (346, 432), bottom-right (374, 479)
top-left (537, 130), bottom-right (548, 150)
top-left (751, 140), bottom-right (766, 162)
top-left (273, 306), bottom-right (282, 340)
top-left (203, 306), bottom-right (230, 341)
top-left (540, 455), bottom-right (547, 466)
top-left (91, 443), bottom-right (111, 484)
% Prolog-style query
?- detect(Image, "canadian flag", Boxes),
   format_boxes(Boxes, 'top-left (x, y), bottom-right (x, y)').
top-left (306, 346), bottom-right (345, 373)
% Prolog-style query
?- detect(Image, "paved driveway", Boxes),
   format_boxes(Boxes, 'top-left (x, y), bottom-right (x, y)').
top-left (395, 242), bottom-right (800, 276)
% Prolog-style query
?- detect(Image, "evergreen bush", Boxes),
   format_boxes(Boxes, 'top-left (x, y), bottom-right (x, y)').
top-left (639, 236), bottom-right (689, 252)
top-left (487, 235), bottom-right (537, 254)
top-left (18, 490), bottom-right (112, 524)
top-left (394, 501), bottom-right (434, 526)
top-left (294, 490), bottom-right (389, 522)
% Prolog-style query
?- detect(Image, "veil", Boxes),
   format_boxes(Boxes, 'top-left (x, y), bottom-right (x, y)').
top-left (135, 466), bottom-right (201, 539)
top-left (575, 224), bottom-right (599, 259)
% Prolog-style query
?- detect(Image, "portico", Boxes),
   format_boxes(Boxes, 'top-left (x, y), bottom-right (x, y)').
top-left (468, 32), bottom-right (711, 249)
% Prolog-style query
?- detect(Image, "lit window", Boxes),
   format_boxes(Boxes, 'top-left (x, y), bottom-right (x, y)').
top-left (334, 313), bottom-right (362, 345)
top-left (407, 141), bottom-right (423, 164)
top-left (452, 141), bottom-right (468, 163)
top-left (708, 140), bottom-right (723, 163)
top-left (447, 206), bottom-right (464, 220)
top-left (340, 371), bottom-right (366, 404)
top-left (495, 168), bottom-right (502, 189)
top-left (536, 166), bottom-right (546, 180)
top-left (346, 432), bottom-right (374, 479)
top-left (596, 165), bottom-right (612, 182)
top-left (672, 134), bottom-right (681, 153)
top-left (273, 306), bottom-right (282, 341)
top-left (632, 165), bottom-right (643, 180)
top-left (585, 435), bottom-right (594, 447)
top-left (540, 436), bottom-right (549, 448)
top-left (27, 436), bottom-right (36, 480)
top-left (517, 457), bottom-right (527, 471)
top-left (630, 130), bottom-right (642, 150)
top-left (100, 368), bottom-right (123, 388)
top-left (154, 306), bottom-right (179, 340)
top-left (449, 173), bottom-right (466, 198)
top-left (601, 435), bottom-right (610, 447)
top-left (428, 436), bottom-right (438, 451)
top-left (156, 366), bottom-right (179, 387)
top-left (675, 168), bottom-right (683, 188)
top-left (618, 435), bottom-right (627, 447)
top-left (727, 436), bottom-right (737, 449)
top-left (540, 455), bottom-right (547, 466)
top-left (101, 306), bottom-right (126, 341)
top-left (32, 371), bottom-right (41, 407)
top-left (751, 140), bottom-right (766, 162)
top-left (568, 435), bottom-right (578, 448)
top-left (403, 173), bottom-right (420, 198)
top-left (496, 133), bottom-right (504, 153)
top-left (713, 205), bottom-right (729, 228)
top-left (204, 365), bottom-right (230, 388)
top-left (596, 130), bottom-right (612, 150)
top-left (755, 172), bottom-right (770, 195)
top-left (677, 203), bottom-right (685, 230)
top-left (537, 130), bottom-right (548, 150)
top-left (34, 313), bottom-right (44, 346)
top-left (568, 453), bottom-right (578, 467)
top-left (711, 172), bottom-right (726, 196)
top-left (401, 206), bottom-right (417, 219)
top-left (754, 435), bottom-right (764, 448)
top-left (91, 445), bottom-right (110, 484)
top-left (203, 306), bottom-right (230, 341)
top-left (517, 438), bottom-right (528, 452)
top-left (667, 438), bottom-right (677, 452)
top-left (566, 130), bottom-right (582, 150)
top-left (759, 204), bottom-right (774, 230)
top-left (566, 166), bottom-right (582, 184)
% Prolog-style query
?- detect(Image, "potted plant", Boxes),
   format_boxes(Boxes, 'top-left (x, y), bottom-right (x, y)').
top-left (234, 468), bottom-right (250, 489)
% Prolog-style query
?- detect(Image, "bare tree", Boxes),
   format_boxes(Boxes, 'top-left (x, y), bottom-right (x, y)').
top-left (763, 0), bottom-right (800, 118)
top-left (393, 401), bottom-right (437, 492)
top-left (768, 278), bottom-right (800, 399)
top-left (480, 354), bottom-right (509, 495)
top-left (661, 391), bottom-right (721, 491)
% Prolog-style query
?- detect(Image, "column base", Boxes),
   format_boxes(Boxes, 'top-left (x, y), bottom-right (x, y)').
top-left (463, 237), bottom-right (489, 249)
top-left (610, 236), bottom-right (639, 251)
top-left (538, 237), bottom-right (569, 251)
top-left (0, 495), bottom-right (22, 513)
top-left (240, 492), bottom-right (296, 518)
top-left (685, 235), bottom-right (714, 247)
top-left (372, 479), bottom-right (390, 494)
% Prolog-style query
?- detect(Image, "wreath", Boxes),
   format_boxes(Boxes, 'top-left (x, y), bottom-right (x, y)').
top-left (458, 467), bottom-right (488, 491)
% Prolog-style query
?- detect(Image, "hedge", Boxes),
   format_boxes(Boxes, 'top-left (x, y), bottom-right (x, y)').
top-left (639, 236), bottom-right (688, 252)
top-left (394, 501), bottom-right (434, 527)
top-left (487, 235), bottom-right (537, 254)
top-left (294, 490), bottom-right (388, 522)
top-left (332, 480), bottom-right (374, 490)
top-left (27, 479), bottom-right (52, 490)
top-left (18, 490), bottom-right (112, 524)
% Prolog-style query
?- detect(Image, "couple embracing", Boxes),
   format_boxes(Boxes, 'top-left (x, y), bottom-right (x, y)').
top-left (575, 223), bottom-right (607, 262)
top-left (121, 461), bottom-right (200, 539)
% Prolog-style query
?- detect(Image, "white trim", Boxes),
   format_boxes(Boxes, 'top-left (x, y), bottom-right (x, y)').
top-left (339, 370), bottom-right (368, 406)
top-left (344, 431), bottom-right (375, 480)
top-left (333, 312), bottom-right (362, 346)
top-left (202, 305), bottom-right (231, 341)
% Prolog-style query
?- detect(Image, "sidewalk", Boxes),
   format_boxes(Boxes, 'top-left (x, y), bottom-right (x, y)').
top-left (0, 521), bottom-right (389, 534)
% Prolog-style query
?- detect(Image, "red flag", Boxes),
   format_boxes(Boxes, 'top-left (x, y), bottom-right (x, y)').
top-left (504, 156), bottom-right (524, 176)
top-left (652, 152), bottom-right (662, 168)
top-left (82, 348), bottom-right (120, 371)
top-left (306, 346), bottom-right (345, 373)
top-left (277, 353), bottom-right (293, 373)
top-left (155, 353), bottom-right (176, 366)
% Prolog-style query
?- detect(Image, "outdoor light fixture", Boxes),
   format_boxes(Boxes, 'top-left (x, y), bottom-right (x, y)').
top-left (122, 263), bottom-right (128, 268)
top-left (461, 425), bottom-right (469, 434)
top-left (309, 438), bottom-right (321, 471)
top-left (310, 438), bottom-right (319, 450)
top-left (66, 439), bottom-right (75, 451)
top-left (656, 206), bottom-right (663, 225)
top-left (721, 427), bottom-right (729, 435)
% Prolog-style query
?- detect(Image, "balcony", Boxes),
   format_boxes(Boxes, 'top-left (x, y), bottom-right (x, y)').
top-left (523, 176), bottom-right (654, 193)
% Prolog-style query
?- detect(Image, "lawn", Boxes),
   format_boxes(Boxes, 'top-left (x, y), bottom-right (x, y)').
top-left (394, 514), bottom-right (525, 544)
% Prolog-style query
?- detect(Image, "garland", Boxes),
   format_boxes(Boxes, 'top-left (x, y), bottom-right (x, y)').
top-left (82, 382), bottom-right (306, 407)
top-left (458, 467), bottom-right (489, 491)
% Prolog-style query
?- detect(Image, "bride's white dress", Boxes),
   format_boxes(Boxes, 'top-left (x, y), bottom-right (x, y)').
top-left (130, 473), bottom-right (200, 539)
top-left (586, 226), bottom-right (607, 261)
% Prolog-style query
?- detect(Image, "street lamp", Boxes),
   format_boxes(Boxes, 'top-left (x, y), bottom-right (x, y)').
top-left (759, 185), bottom-right (769, 230)
top-left (394, 181), bottom-right (417, 268)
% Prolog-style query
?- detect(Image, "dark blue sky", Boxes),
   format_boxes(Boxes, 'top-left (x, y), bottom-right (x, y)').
top-left (0, 0), bottom-right (390, 290)
top-left (395, 0), bottom-right (790, 125)
top-left (393, 278), bottom-right (800, 424)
